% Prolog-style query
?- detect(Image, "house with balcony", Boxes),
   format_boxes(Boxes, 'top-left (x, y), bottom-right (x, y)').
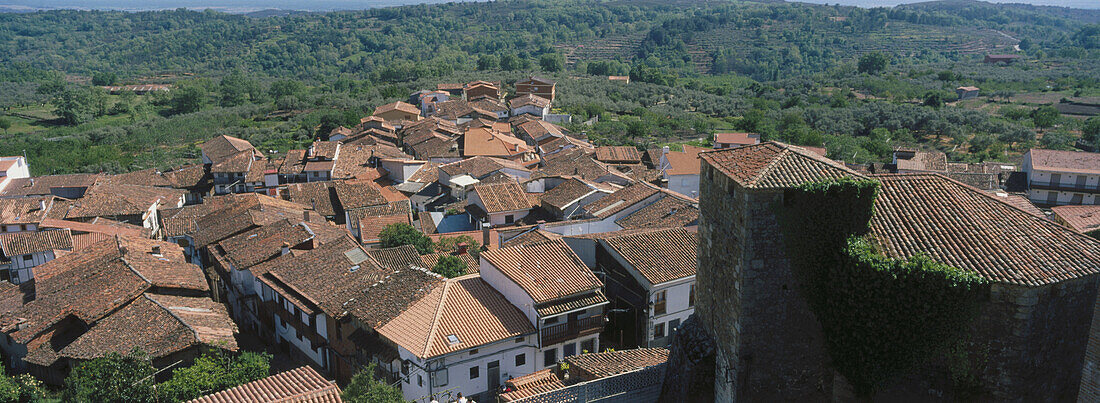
top-left (514, 77), bottom-right (556, 102)
top-left (594, 227), bottom-right (697, 349)
top-left (211, 151), bottom-right (267, 195)
top-left (0, 229), bottom-right (73, 284)
top-left (479, 240), bottom-right (608, 370)
top-left (1022, 149), bottom-right (1100, 206)
top-left (466, 181), bottom-right (534, 227)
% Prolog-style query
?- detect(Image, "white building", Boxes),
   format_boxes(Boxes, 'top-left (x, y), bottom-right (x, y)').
top-left (378, 274), bottom-right (538, 403)
top-left (595, 227), bottom-right (697, 348)
top-left (658, 146), bottom-right (705, 199)
top-left (466, 181), bottom-right (534, 227)
top-left (0, 156), bottom-right (30, 195)
top-left (0, 229), bottom-right (73, 284)
top-left (479, 240), bottom-right (607, 371)
top-left (1022, 148), bottom-right (1100, 206)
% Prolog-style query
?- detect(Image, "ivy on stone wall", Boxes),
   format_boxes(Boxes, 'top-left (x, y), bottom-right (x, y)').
top-left (777, 178), bottom-right (987, 396)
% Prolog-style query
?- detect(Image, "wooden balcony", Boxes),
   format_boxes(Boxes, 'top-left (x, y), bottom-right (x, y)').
top-left (263, 300), bottom-right (328, 349)
top-left (541, 315), bottom-right (605, 346)
top-left (1030, 181), bottom-right (1100, 194)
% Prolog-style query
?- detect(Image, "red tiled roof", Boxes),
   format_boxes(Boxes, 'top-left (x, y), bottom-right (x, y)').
top-left (0, 229), bottom-right (72, 257)
top-left (869, 174), bottom-right (1100, 286)
top-left (714, 132), bottom-right (760, 146)
top-left (201, 135), bottom-right (258, 164)
top-left (374, 101), bottom-right (420, 117)
top-left (594, 146), bottom-right (642, 164)
top-left (378, 274), bottom-right (534, 359)
top-left (615, 195), bottom-right (698, 230)
top-left (481, 239), bottom-right (603, 303)
top-left (701, 141), bottom-right (863, 189)
top-left (601, 228), bottom-right (697, 285)
top-left (584, 182), bottom-right (659, 219)
top-left (188, 366), bottom-right (342, 403)
top-left (509, 94), bottom-right (551, 109)
top-left (1052, 205), bottom-right (1100, 234)
top-left (1027, 149), bottom-right (1100, 175)
top-left (500, 369), bottom-right (566, 402)
top-left (565, 348), bottom-right (669, 381)
top-left (662, 146), bottom-right (706, 176)
top-left (359, 214), bottom-right (413, 243)
top-left (472, 181), bottom-right (534, 213)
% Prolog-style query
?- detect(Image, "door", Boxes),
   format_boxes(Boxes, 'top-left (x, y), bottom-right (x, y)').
top-left (487, 360), bottom-right (500, 392)
top-left (1050, 173), bottom-right (1062, 187)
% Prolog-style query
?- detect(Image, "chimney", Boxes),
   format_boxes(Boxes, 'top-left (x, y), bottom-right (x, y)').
top-left (281, 242), bottom-right (290, 256)
top-left (303, 210), bottom-right (311, 222)
top-left (662, 146), bottom-right (670, 156)
top-left (151, 245), bottom-right (162, 256)
top-left (39, 200), bottom-right (47, 211)
top-left (482, 227), bottom-right (491, 248)
top-left (455, 242), bottom-right (468, 255)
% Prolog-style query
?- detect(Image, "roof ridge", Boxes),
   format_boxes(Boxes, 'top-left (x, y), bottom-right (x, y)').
top-left (143, 293), bottom-right (202, 345)
top-left (421, 280), bottom-right (452, 357)
top-left (748, 144), bottom-right (792, 187)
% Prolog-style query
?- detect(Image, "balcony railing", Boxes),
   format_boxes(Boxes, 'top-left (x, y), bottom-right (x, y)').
top-left (1030, 181), bottom-right (1100, 194)
top-left (541, 315), bottom-right (605, 346)
top-left (263, 300), bottom-right (328, 349)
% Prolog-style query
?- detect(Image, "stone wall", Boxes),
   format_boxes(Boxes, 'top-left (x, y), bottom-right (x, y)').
top-left (692, 164), bottom-right (830, 401)
top-left (658, 315), bottom-right (715, 401)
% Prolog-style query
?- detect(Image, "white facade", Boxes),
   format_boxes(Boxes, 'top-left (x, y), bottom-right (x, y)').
top-left (665, 173), bottom-right (700, 199)
top-left (645, 277), bottom-right (695, 347)
top-left (510, 104), bottom-right (549, 118)
top-left (382, 159), bottom-right (427, 183)
top-left (0, 157), bottom-right (30, 195)
top-left (398, 334), bottom-right (537, 402)
top-left (2, 250), bottom-right (55, 284)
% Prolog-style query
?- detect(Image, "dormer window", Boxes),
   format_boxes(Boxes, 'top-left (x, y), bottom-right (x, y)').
top-left (446, 334), bottom-right (460, 345)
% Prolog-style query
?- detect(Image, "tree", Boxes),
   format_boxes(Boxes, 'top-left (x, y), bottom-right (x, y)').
top-left (54, 87), bottom-right (108, 125)
top-left (159, 351), bottom-right (271, 402)
top-left (342, 363), bottom-right (404, 403)
top-left (857, 52), bottom-right (890, 75)
top-left (0, 366), bottom-right (45, 403)
top-left (434, 235), bottom-right (481, 258)
top-left (1082, 117), bottom-right (1100, 149)
top-left (269, 79), bottom-right (306, 100)
top-left (378, 223), bottom-right (434, 254)
top-left (539, 53), bottom-right (565, 72)
top-left (0, 117), bottom-right (11, 134)
top-left (63, 349), bottom-right (159, 403)
top-left (432, 255), bottom-right (468, 278)
top-left (91, 72), bottom-right (118, 86)
top-left (169, 85), bottom-right (208, 115)
top-left (1030, 105), bottom-right (1060, 130)
top-left (500, 53), bottom-right (526, 71)
top-left (476, 54), bottom-right (499, 71)
top-left (923, 91), bottom-right (944, 109)
top-left (219, 70), bottom-right (260, 107)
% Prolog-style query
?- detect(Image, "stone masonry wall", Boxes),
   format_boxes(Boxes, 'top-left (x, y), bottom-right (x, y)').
top-left (693, 163), bottom-right (830, 401)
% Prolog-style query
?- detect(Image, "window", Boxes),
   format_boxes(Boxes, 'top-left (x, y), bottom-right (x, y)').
top-left (689, 284), bottom-right (695, 307)
top-left (654, 322), bottom-right (666, 339)
top-left (543, 349), bottom-right (557, 367)
top-left (470, 366), bottom-right (479, 379)
top-left (470, 348), bottom-right (479, 355)
top-left (653, 290), bottom-right (667, 315)
top-left (418, 375), bottom-right (423, 387)
top-left (564, 343), bottom-right (576, 358)
top-left (505, 214), bottom-right (515, 224)
top-left (430, 368), bottom-right (448, 388)
top-left (544, 316), bottom-right (560, 325)
top-left (447, 334), bottom-right (460, 345)
top-left (22, 255), bottom-right (33, 263)
top-left (515, 353), bottom-right (526, 367)
top-left (515, 336), bottom-right (525, 343)
top-left (581, 339), bottom-right (595, 354)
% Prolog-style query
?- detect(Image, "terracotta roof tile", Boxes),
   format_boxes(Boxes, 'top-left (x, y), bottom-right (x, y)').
top-left (584, 183), bottom-right (659, 219)
top-left (373, 101), bottom-right (420, 117)
top-left (421, 252), bottom-right (479, 274)
top-left (378, 274), bottom-right (535, 359)
top-left (0, 197), bottom-right (61, 225)
top-left (481, 239), bottom-right (603, 303)
top-left (440, 156), bottom-right (529, 179)
top-left (565, 348), bottom-right (669, 381)
top-left (472, 181), bottom-right (533, 213)
top-left (701, 142), bottom-right (863, 189)
top-left (540, 179), bottom-right (598, 211)
top-left (201, 135), bottom-right (258, 164)
top-left (367, 244), bottom-right (423, 271)
top-left (615, 196), bottom-right (698, 230)
top-left (500, 369), bottom-right (566, 402)
top-left (1052, 205), bottom-right (1100, 234)
top-left (1027, 149), bottom-right (1100, 175)
top-left (60, 293), bottom-right (237, 360)
top-left (869, 174), bottom-right (1100, 286)
top-left (463, 127), bottom-right (532, 158)
top-left (359, 214), bottom-right (413, 244)
top-left (188, 366), bottom-right (342, 403)
top-left (595, 146), bottom-right (642, 164)
top-left (509, 94), bottom-right (551, 109)
top-left (600, 228), bottom-right (697, 285)
top-left (714, 132), bottom-right (760, 147)
top-left (64, 182), bottom-right (186, 219)
top-left (0, 229), bottom-right (72, 257)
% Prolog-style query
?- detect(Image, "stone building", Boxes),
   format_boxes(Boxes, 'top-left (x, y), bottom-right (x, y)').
top-left (688, 141), bottom-right (1100, 401)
